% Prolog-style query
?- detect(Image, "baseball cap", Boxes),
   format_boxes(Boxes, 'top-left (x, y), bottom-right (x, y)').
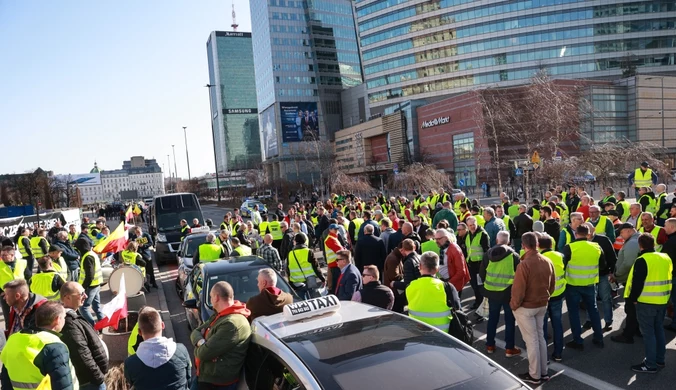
top-left (641, 161), bottom-right (650, 167)
top-left (617, 222), bottom-right (635, 232)
top-left (328, 224), bottom-right (340, 230)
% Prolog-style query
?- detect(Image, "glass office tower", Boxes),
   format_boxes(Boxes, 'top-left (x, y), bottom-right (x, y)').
top-left (207, 31), bottom-right (262, 173)
top-left (354, 0), bottom-right (676, 110)
top-left (250, 0), bottom-right (363, 183)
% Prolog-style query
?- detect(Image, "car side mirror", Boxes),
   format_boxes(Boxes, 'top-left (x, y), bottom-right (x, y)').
top-left (183, 299), bottom-right (198, 309)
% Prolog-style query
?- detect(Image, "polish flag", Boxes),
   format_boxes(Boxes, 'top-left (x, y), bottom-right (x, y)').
top-left (94, 274), bottom-right (128, 331)
top-left (93, 222), bottom-right (128, 254)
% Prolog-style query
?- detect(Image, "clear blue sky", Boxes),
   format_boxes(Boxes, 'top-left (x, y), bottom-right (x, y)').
top-left (0, 0), bottom-right (252, 178)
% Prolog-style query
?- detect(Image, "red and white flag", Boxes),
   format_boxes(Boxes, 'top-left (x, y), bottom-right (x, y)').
top-left (94, 274), bottom-right (128, 330)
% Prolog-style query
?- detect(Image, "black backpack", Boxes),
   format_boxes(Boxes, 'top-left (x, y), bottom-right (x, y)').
top-left (449, 307), bottom-right (475, 345)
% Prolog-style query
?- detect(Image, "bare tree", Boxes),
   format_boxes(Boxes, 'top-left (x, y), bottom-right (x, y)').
top-left (332, 173), bottom-right (375, 197)
top-left (298, 132), bottom-right (336, 196)
top-left (388, 163), bottom-right (450, 192)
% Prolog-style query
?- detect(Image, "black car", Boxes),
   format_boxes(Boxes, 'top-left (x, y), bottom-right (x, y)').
top-left (182, 256), bottom-right (298, 329)
top-left (149, 193), bottom-right (204, 264)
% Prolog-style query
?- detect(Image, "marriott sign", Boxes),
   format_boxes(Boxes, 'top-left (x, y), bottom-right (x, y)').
top-left (421, 116), bottom-right (450, 129)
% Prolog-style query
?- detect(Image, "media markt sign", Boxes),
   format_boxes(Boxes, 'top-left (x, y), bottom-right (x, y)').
top-left (421, 116), bottom-right (450, 129)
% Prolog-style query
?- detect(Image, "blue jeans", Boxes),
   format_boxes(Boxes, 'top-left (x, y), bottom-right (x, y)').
top-left (486, 299), bottom-right (515, 349)
top-left (544, 297), bottom-right (564, 357)
top-left (80, 285), bottom-right (104, 325)
top-left (565, 285), bottom-right (603, 344)
top-left (583, 277), bottom-right (613, 324)
top-left (636, 303), bottom-right (667, 369)
top-left (80, 383), bottom-right (106, 390)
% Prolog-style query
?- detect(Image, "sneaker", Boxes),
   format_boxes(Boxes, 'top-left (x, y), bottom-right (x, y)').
top-left (518, 373), bottom-right (541, 385)
top-left (565, 341), bottom-right (584, 351)
top-left (592, 339), bottom-right (604, 348)
top-left (582, 321), bottom-right (592, 330)
top-left (541, 374), bottom-right (551, 382)
top-left (505, 347), bottom-right (522, 357)
top-left (603, 322), bottom-right (613, 332)
top-left (657, 362), bottom-right (666, 369)
top-left (631, 362), bottom-right (657, 374)
top-left (486, 345), bottom-right (496, 354)
top-left (611, 334), bottom-right (634, 344)
top-left (551, 354), bottom-right (563, 363)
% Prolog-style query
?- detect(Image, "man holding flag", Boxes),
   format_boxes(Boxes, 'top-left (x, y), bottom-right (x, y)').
top-left (75, 237), bottom-right (104, 325)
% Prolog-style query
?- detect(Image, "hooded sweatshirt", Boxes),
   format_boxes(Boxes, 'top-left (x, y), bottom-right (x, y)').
top-left (124, 336), bottom-right (191, 390)
top-left (479, 245), bottom-right (520, 303)
top-left (247, 286), bottom-right (294, 322)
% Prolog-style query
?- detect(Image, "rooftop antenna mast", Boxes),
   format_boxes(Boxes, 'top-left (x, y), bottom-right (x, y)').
top-left (231, 2), bottom-right (238, 31)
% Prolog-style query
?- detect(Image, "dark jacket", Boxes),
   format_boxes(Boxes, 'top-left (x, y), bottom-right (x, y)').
top-left (53, 239), bottom-right (80, 270)
top-left (387, 230), bottom-right (404, 254)
top-left (60, 309), bottom-right (108, 386)
top-left (432, 208), bottom-right (458, 231)
top-left (335, 263), bottom-right (362, 301)
top-left (1, 328), bottom-right (74, 390)
top-left (125, 337), bottom-right (191, 390)
top-left (661, 232), bottom-right (676, 279)
top-left (383, 248), bottom-right (404, 289)
top-left (513, 212), bottom-right (533, 239)
top-left (357, 219), bottom-right (381, 240)
top-left (356, 281), bottom-right (394, 310)
top-left (246, 287), bottom-right (294, 322)
top-left (592, 234), bottom-right (617, 276)
top-left (480, 245), bottom-right (520, 303)
top-left (129, 232), bottom-right (154, 260)
top-left (392, 252), bottom-right (421, 290)
top-left (543, 219), bottom-right (561, 246)
top-left (404, 232), bottom-right (423, 254)
top-left (639, 192), bottom-right (656, 212)
top-left (354, 234), bottom-right (387, 274)
top-left (279, 230), bottom-right (295, 261)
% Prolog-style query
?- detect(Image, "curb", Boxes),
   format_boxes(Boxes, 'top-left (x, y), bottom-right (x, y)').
top-left (154, 262), bottom-right (176, 341)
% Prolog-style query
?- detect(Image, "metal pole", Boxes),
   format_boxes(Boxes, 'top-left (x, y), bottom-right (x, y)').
top-left (661, 77), bottom-right (665, 148)
top-left (172, 145), bottom-right (178, 192)
top-left (167, 155), bottom-right (172, 193)
top-left (183, 126), bottom-right (191, 180)
top-left (206, 84), bottom-right (222, 202)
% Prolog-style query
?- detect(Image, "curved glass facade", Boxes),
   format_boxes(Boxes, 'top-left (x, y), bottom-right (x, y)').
top-left (354, 0), bottom-right (676, 107)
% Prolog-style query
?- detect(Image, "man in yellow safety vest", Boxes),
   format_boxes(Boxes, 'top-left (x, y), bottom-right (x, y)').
top-left (631, 161), bottom-right (656, 198)
top-left (30, 256), bottom-right (66, 301)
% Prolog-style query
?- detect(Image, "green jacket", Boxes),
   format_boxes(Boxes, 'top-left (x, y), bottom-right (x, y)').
top-left (432, 208), bottom-right (459, 231)
top-left (190, 302), bottom-right (251, 385)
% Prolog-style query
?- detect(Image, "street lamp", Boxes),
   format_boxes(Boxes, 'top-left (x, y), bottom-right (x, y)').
top-left (167, 154), bottom-right (172, 193)
top-left (646, 76), bottom-right (665, 148)
top-left (172, 144), bottom-right (178, 192)
top-left (205, 83), bottom-right (222, 202)
top-left (183, 126), bottom-right (192, 180)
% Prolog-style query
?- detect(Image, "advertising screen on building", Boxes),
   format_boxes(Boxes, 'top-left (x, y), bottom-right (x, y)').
top-left (54, 173), bottom-right (101, 186)
top-left (280, 102), bottom-right (319, 142)
top-left (260, 105), bottom-right (278, 159)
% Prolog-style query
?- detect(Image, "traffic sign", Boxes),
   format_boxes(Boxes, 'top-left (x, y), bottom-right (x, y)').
top-left (533, 163), bottom-right (539, 169)
top-left (515, 168), bottom-right (524, 176)
top-left (554, 150), bottom-right (562, 161)
top-left (458, 179), bottom-right (465, 187)
top-left (531, 151), bottom-right (541, 164)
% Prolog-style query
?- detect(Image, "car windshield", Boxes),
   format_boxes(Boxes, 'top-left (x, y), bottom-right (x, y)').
top-left (282, 314), bottom-right (525, 390)
top-left (183, 235), bottom-right (207, 258)
top-left (245, 201), bottom-right (265, 209)
top-left (205, 268), bottom-right (294, 307)
top-left (157, 210), bottom-right (200, 232)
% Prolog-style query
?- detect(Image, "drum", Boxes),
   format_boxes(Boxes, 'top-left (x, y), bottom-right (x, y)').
top-left (108, 265), bottom-right (145, 297)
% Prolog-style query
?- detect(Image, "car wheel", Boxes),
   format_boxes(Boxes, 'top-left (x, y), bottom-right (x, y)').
top-left (175, 279), bottom-right (183, 299)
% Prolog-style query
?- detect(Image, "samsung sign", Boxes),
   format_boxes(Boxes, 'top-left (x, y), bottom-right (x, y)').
top-left (421, 116), bottom-right (450, 129)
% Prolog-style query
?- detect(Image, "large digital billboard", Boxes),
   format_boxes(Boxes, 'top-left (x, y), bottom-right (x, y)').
top-left (280, 102), bottom-right (319, 142)
top-left (54, 173), bottom-right (101, 186)
top-left (260, 105), bottom-right (278, 160)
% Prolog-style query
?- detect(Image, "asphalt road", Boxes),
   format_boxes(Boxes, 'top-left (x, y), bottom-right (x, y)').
top-left (159, 204), bottom-right (676, 389)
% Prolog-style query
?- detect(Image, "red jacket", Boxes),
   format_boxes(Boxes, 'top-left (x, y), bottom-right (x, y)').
top-left (445, 243), bottom-right (470, 293)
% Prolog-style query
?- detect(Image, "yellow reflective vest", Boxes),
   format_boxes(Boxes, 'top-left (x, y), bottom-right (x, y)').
top-left (30, 272), bottom-right (63, 301)
top-left (52, 257), bottom-right (69, 282)
top-left (121, 250), bottom-right (146, 277)
top-left (565, 241), bottom-right (601, 286)
top-left (1, 330), bottom-right (78, 390)
top-left (465, 231), bottom-right (486, 262)
top-left (407, 276), bottom-right (453, 332)
top-left (233, 245), bottom-right (252, 256)
top-left (197, 243), bottom-right (223, 262)
top-left (639, 226), bottom-right (664, 252)
top-left (30, 237), bottom-right (49, 258)
top-left (288, 247), bottom-right (313, 284)
top-left (624, 252), bottom-right (672, 305)
top-left (542, 250), bottom-right (566, 298)
top-left (78, 250), bottom-right (103, 287)
top-left (634, 168), bottom-right (653, 188)
top-left (269, 221), bottom-right (283, 240)
top-left (17, 236), bottom-right (31, 258)
top-left (0, 259), bottom-right (27, 287)
top-left (129, 322), bottom-right (140, 356)
top-left (484, 254), bottom-right (515, 291)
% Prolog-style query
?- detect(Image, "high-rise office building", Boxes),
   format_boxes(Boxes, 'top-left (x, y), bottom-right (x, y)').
top-left (354, 0), bottom-right (676, 112)
top-left (250, 0), bottom-right (363, 183)
top-left (207, 31), bottom-right (262, 173)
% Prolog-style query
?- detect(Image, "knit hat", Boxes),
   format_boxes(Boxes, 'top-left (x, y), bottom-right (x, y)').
top-left (533, 220), bottom-right (545, 232)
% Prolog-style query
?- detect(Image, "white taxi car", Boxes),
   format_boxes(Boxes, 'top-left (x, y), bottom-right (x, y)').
top-left (243, 296), bottom-right (528, 389)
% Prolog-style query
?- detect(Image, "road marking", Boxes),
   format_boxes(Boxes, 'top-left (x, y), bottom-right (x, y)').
top-left (474, 330), bottom-right (625, 390)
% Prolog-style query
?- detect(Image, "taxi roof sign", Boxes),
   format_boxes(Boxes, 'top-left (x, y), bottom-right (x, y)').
top-left (190, 226), bottom-right (211, 234)
top-left (283, 295), bottom-right (341, 322)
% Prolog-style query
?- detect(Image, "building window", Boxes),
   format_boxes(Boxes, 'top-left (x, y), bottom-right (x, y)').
top-left (453, 132), bottom-right (476, 187)
top-left (453, 132), bottom-right (474, 160)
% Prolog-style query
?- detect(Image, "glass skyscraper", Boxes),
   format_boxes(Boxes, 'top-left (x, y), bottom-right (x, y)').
top-left (354, 0), bottom-right (676, 110)
top-left (250, 0), bottom-right (363, 183)
top-left (207, 31), bottom-right (262, 173)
